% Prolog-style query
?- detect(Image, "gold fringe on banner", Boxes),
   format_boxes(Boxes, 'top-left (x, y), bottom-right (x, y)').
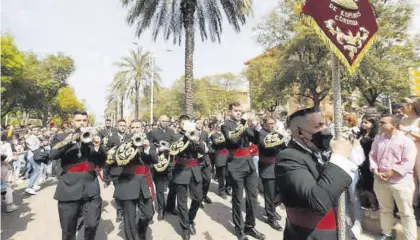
top-left (300, 14), bottom-right (377, 75)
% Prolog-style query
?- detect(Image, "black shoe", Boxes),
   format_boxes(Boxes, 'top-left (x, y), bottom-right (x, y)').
top-left (236, 232), bottom-right (249, 240)
top-left (200, 202), bottom-right (205, 209)
top-left (244, 227), bottom-right (265, 240)
top-left (203, 196), bottom-right (212, 204)
top-left (220, 193), bottom-right (227, 199)
top-left (157, 211), bottom-right (164, 221)
top-left (116, 210), bottom-right (123, 223)
top-left (225, 189), bottom-right (232, 196)
top-left (182, 232), bottom-right (190, 240)
top-left (268, 220), bottom-right (283, 231)
top-left (275, 212), bottom-right (282, 221)
top-left (189, 223), bottom-right (196, 235)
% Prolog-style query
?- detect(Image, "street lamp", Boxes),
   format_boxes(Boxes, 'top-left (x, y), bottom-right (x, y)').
top-left (149, 54), bottom-right (155, 125)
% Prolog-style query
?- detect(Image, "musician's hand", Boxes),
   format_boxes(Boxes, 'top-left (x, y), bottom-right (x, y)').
top-left (93, 136), bottom-right (101, 148)
top-left (158, 146), bottom-right (169, 153)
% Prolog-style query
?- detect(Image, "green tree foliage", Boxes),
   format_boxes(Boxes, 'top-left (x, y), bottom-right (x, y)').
top-left (112, 47), bottom-right (161, 120)
top-left (120, 0), bottom-right (253, 116)
top-left (139, 73), bottom-right (246, 120)
top-left (352, 0), bottom-right (420, 106)
top-left (252, 0), bottom-right (419, 108)
top-left (1, 34), bottom-right (83, 126)
top-left (1, 35), bottom-right (24, 93)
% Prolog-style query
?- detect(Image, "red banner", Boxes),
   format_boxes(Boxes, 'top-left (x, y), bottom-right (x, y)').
top-left (301, 0), bottom-right (378, 73)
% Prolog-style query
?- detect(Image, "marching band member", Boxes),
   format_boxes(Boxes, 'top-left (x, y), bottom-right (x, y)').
top-left (49, 111), bottom-right (106, 240)
top-left (209, 122), bottom-right (231, 199)
top-left (276, 107), bottom-right (356, 240)
top-left (147, 115), bottom-right (177, 220)
top-left (195, 119), bottom-right (213, 207)
top-left (257, 116), bottom-right (286, 231)
top-left (171, 115), bottom-right (207, 240)
top-left (107, 120), bottom-right (158, 240)
top-left (103, 119), bottom-right (132, 223)
top-left (221, 102), bottom-right (265, 240)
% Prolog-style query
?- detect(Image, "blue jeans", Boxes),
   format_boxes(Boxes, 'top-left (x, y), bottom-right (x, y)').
top-left (27, 157), bottom-right (41, 189)
top-left (252, 156), bottom-right (259, 176)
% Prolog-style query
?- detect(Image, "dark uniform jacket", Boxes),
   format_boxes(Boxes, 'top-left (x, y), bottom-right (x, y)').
top-left (103, 132), bottom-right (132, 182)
top-left (198, 131), bottom-right (211, 167)
top-left (114, 146), bottom-right (159, 200)
top-left (275, 141), bottom-right (352, 240)
top-left (258, 128), bottom-right (286, 179)
top-left (99, 127), bottom-right (117, 140)
top-left (209, 131), bottom-right (228, 167)
top-left (49, 133), bottom-right (106, 201)
top-left (221, 119), bottom-right (259, 172)
top-left (147, 127), bottom-right (177, 174)
top-left (171, 135), bottom-right (206, 185)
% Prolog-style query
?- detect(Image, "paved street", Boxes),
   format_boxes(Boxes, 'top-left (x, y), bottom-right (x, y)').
top-left (1, 178), bottom-right (380, 240)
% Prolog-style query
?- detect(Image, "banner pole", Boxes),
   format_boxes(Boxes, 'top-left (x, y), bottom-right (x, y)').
top-left (331, 52), bottom-right (346, 240)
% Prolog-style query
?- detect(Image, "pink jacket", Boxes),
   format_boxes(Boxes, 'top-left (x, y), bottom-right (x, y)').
top-left (369, 131), bottom-right (417, 183)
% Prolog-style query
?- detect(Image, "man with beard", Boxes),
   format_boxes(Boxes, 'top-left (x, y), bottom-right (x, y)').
top-left (171, 115), bottom-right (206, 240)
top-left (221, 102), bottom-right (265, 240)
top-left (195, 119), bottom-right (212, 208)
top-left (111, 120), bottom-right (158, 240)
top-left (257, 116), bottom-right (286, 231)
top-left (100, 119), bottom-right (117, 139)
top-left (103, 119), bottom-right (132, 222)
top-left (275, 107), bottom-right (357, 239)
top-left (147, 115), bottom-right (177, 220)
top-left (49, 111), bottom-right (106, 240)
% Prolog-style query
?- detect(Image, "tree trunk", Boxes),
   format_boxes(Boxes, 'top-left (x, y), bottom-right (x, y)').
top-left (135, 86), bottom-right (139, 120)
top-left (182, 1), bottom-right (196, 117)
top-left (120, 95), bottom-right (124, 120)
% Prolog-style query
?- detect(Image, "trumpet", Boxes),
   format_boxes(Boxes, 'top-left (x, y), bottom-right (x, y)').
top-left (79, 127), bottom-right (98, 144)
top-left (132, 132), bottom-right (147, 147)
top-left (183, 121), bottom-right (198, 141)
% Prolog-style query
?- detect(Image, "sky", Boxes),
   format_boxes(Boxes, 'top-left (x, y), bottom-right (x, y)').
top-left (2, 0), bottom-right (419, 123)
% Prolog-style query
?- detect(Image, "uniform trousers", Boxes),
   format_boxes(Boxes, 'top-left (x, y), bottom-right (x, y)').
top-left (216, 166), bottom-right (231, 194)
top-left (122, 196), bottom-right (154, 240)
top-left (166, 166), bottom-right (177, 211)
top-left (229, 166), bottom-right (258, 233)
top-left (112, 177), bottom-right (123, 213)
top-left (201, 165), bottom-right (212, 198)
top-left (153, 173), bottom-right (168, 212)
top-left (176, 180), bottom-right (203, 234)
top-left (261, 178), bottom-right (276, 221)
top-left (58, 197), bottom-right (102, 240)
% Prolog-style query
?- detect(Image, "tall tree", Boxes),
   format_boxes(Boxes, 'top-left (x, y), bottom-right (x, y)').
top-left (352, 0), bottom-right (420, 106)
top-left (113, 47), bottom-right (161, 120)
top-left (120, 0), bottom-right (253, 116)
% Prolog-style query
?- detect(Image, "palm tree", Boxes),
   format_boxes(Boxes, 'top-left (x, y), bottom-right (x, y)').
top-left (105, 89), bottom-right (119, 124)
top-left (113, 47), bottom-right (161, 120)
top-left (120, 0), bottom-right (253, 116)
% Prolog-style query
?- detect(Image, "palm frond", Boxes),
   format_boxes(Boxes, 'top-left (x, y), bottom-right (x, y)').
top-left (121, 0), bottom-right (253, 43)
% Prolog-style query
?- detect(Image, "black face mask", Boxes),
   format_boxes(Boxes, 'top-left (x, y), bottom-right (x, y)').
top-left (300, 128), bottom-right (333, 151)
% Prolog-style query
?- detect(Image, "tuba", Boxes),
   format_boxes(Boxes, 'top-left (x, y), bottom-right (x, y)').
top-left (153, 140), bottom-right (171, 172)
